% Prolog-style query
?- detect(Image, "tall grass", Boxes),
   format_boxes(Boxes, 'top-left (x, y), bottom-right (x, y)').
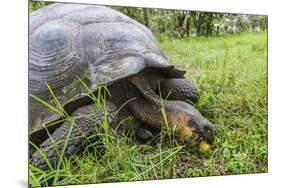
top-left (29, 81), bottom-right (116, 186)
top-left (29, 31), bottom-right (267, 187)
top-left (160, 31), bottom-right (267, 176)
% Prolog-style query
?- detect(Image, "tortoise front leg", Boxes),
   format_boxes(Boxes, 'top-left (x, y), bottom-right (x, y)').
top-left (159, 79), bottom-right (199, 105)
top-left (135, 123), bottom-right (159, 143)
top-left (115, 109), bottom-right (156, 144)
top-left (30, 102), bottom-right (117, 170)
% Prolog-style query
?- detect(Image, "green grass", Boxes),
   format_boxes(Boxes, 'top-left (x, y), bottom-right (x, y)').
top-left (29, 31), bottom-right (267, 187)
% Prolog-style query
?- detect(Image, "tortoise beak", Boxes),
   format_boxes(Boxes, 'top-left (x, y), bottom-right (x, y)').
top-left (197, 122), bottom-right (215, 153)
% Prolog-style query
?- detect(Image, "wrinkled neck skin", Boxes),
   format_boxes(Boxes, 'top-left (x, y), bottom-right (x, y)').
top-left (127, 69), bottom-right (214, 144)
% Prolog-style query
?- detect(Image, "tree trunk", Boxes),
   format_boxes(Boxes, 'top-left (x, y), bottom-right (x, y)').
top-left (206, 13), bottom-right (213, 36)
top-left (196, 13), bottom-right (203, 37)
top-left (181, 11), bottom-right (190, 37)
top-left (216, 25), bottom-right (219, 35)
top-left (143, 8), bottom-right (150, 28)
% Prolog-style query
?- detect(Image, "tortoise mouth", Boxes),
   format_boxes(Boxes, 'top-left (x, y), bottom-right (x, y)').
top-left (183, 130), bottom-right (214, 153)
top-left (179, 117), bottom-right (215, 150)
top-left (192, 125), bottom-right (215, 145)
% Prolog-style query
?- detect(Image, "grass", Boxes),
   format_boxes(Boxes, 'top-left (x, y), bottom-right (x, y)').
top-left (29, 31), bottom-right (268, 187)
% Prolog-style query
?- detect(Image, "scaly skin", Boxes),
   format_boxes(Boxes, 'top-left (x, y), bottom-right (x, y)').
top-left (159, 79), bottom-right (199, 104)
top-left (126, 77), bottom-right (201, 143)
top-left (31, 102), bottom-right (117, 170)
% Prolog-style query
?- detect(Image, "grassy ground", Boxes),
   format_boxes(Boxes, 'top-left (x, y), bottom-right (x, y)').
top-left (29, 32), bottom-right (268, 187)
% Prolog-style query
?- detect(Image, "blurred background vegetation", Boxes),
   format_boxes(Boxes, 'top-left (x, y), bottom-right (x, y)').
top-left (29, 1), bottom-right (267, 39)
top-left (29, 1), bottom-right (51, 11)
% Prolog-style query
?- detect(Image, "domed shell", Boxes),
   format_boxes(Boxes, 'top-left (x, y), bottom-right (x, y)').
top-left (29, 3), bottom-right (184, 136)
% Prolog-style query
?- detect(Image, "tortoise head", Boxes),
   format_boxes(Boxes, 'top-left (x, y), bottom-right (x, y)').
top-left (165, 101), bottom-right (215, 151)
top-left (128, 70), bottom-right (215, 151)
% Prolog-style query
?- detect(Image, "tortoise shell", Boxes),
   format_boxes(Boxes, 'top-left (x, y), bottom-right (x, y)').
top-left (29, 3), bottom-right (184, 135)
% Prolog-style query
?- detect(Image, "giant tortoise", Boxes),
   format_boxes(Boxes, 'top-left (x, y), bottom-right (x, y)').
top-left (29, 3), bottom-right (215, 170)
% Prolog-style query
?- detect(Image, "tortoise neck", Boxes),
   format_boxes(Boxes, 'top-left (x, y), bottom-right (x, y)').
top-left (127, 72), bottom-right (177, 129)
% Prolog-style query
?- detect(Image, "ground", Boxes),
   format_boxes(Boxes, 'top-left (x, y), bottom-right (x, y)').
top-left (29, 31), bottom-right (268, 187)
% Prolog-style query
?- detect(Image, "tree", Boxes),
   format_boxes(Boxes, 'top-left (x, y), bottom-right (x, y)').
top-left (179, 11), bottom-right (191, 37)
top-left (143, 8), bottom-right (150, 28)
top-left (206, 13), bottom-right (214, 36)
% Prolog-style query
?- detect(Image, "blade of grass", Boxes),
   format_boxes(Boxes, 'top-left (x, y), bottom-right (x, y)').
top-left (130, 146), bottom-right (183, 180)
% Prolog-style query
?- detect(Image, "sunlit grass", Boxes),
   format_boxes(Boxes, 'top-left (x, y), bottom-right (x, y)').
top-left (160, 31), bottom-right (267, 176)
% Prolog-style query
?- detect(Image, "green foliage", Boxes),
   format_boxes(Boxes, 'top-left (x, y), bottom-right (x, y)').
top-left (29, 1), bottom-right (52, 12)
top-left (114, 7), bottom-right (267, 38)
top-left (29, 32), bottom-right (267, 187)
top-left (29, 2), bottom-right (267, 38)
